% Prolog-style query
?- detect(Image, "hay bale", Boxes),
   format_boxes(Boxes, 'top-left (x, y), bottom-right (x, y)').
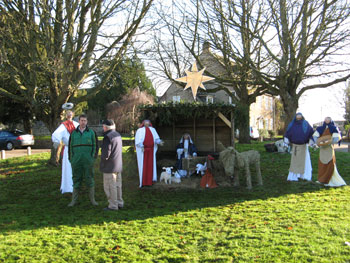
top-left (153, 176), bottom-right (202, 189)
top-left (182, 156), bottom-right (207, 170)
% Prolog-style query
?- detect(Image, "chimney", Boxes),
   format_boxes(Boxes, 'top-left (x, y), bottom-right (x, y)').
top-left (202, 41), bottom-right (210, 53)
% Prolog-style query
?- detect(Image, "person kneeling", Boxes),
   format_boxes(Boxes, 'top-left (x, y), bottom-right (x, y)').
top-left (175, 133), bottom-right (198, 177)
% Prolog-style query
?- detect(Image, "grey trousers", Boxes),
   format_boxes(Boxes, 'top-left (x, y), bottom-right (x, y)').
top-left (103, 172), bottom-right (124, 210)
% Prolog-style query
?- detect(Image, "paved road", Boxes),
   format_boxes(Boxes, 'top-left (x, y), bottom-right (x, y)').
top-left (1, 148), bottom-right (51, 159)
top-left (334, 142), bottom-right (350, 152)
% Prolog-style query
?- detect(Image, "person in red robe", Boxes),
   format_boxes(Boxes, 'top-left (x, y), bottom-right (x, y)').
top-left (142, 124), bottom-right (155, 186)
top-left (135, 120), bottom-right (164, 187)
top-left (200, 155), bottom-right (218, 188)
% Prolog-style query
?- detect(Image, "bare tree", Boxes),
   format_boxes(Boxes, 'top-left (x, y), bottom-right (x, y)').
top-left (106, 87), bottom-right (154, 134)
top-left (149, 0), bottom-right (272, 143)
top-left (149, 0), bottom-right (350, 139)
top-left (0, 0), bottom-right (154, 133)
top-left (245, 0), bottom-right (350, 128)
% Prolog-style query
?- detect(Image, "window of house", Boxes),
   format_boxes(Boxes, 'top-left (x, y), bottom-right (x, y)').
top-left (265, 96), bottom-right (270, 109)
top-left (173, 96), bottom-right (181, 103)
top-left (259, 118), bottom-right (264, 129)
top-left (206, 95), bottom-right (214, 104)
top-left (265, 119), bottom-right (269, 129)
top-left (228, 96), bottom-right (235, 105)
top-left (269, 97), bottom-right (273, 111)
top-left (251, 115), bottom-right (255, 126)
top-left (270, 119), bottom-right (274, 130)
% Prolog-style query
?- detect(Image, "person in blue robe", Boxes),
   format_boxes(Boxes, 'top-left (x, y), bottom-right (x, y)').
top-left (175, 133), bottom-right (198, 177)
top-left (284, 112), bottom-right (314, 181)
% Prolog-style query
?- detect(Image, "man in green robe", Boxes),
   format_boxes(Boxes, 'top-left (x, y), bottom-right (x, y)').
top-left (68, 114), bottom-right (98, 207)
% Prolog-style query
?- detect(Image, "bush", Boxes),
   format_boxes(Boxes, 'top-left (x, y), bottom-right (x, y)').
top-left (258, 129), bottom-right (269, 138)
top-left (268, 130), bottom-right (276, 138)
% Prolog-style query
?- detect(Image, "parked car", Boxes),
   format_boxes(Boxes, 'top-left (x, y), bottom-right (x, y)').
top-left (0, 129), bottom-right (35, 150)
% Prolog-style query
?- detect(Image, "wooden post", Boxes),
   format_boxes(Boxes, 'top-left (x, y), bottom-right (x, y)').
top-left (1, 150), bottom-right (5, 160)
top-left (231, 110), bottom-right (235, 148)
top-left (193, 118), bottom-right (196, 142)
top-left (172, 122), bottom-right (176, 149)
top-left (27, 146), bottom-right (32, 156)
top-left (213, 117), bottom-right (216, 152)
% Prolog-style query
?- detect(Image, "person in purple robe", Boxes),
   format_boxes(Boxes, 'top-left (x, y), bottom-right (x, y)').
top-left (284, 112), bottom-right (315, 181)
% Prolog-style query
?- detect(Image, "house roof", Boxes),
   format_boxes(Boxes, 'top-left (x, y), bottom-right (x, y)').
top-left (160, 44), bottom-right (237, 97)
top-left (139, 102), bottom-right (236, 126)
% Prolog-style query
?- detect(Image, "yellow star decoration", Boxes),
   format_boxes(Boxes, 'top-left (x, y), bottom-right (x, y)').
top-left (175, 62), bottom-right (214, 100)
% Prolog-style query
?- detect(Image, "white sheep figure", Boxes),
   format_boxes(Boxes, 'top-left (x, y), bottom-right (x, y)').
top-left (275, 139), bottom-right (289, 153)
top-left (171, 171), bottom-right (182, 183)
top-left (160, 167), bottom-right (173, 184)
top-left (196, 162), bottom-right (207, 175)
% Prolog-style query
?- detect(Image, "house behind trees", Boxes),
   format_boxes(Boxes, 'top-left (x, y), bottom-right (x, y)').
top-left (159, 42), bottom-right (275, 131)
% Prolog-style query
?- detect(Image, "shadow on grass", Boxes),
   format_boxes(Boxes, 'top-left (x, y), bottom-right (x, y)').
top-left (1, 143), bottom-right (350, 234)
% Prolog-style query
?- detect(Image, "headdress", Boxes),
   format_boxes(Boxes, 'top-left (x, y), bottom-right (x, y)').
top-left (140, 120), bottom-right (153, 128)
top-left (62, 102), bottom-right (74, 110)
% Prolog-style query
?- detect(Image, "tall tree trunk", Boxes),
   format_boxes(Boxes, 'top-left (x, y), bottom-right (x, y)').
top-left (22, 105), bottom-right (33, 134)
top-left (280, 92), bottom-right (299, 134)
top-left (237, 104), bottom-right (251, 144)
top-left (49, 145), bottom-right (59, 166)
top-left (23, 118), bottom-right (32, 134)
top-left (45, 114), bottom-right (62, 166)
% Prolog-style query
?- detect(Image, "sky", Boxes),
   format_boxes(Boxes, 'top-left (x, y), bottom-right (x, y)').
top-left (298, 84), bottom-right (346, 125)
top-left (79, 0), bottom-right (349, 126)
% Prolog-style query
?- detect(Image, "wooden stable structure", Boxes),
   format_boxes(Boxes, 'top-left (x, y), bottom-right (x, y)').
top-left (140, 103), bottom-right (236, 154)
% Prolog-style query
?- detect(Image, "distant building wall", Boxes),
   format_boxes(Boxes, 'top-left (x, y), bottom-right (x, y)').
top-left (32, 121), bottom-right (51, 136)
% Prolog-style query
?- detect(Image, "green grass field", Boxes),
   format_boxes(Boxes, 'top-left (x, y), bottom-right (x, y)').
top-left (1, 142), bottom-right (350, 262)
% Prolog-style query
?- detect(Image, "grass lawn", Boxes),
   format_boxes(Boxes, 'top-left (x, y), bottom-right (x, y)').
top-left (1, 142), bottom-right (350, 262)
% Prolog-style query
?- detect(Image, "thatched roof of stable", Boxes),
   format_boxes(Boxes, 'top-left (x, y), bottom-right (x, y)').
top-left (139, 102), bottom-right (246, 127)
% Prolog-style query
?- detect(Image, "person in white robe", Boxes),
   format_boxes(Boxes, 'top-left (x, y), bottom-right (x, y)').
top-left (52, 110), bottom-right (79, 193)
top-left (135, 120), bottom-right (163, 187)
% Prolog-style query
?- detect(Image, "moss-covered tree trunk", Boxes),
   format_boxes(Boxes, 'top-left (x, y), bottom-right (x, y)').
top-left (280, 90), bottom-right (299, 134)
top-left (237, 103), bottom-right (251, 144)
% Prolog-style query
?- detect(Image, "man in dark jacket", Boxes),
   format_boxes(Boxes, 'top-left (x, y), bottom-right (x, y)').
top-left (100, 119), bottom-right (123, 211)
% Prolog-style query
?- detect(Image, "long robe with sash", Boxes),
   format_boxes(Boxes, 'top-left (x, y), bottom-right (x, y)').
top-left (313, 122), bottom-right (346, 187)
top-left (52, 120), bottom-right (79, 193)
top-left (135, 126), bottom-right (162, 187)
top-left (284, 115), bottom-right (314, 181)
